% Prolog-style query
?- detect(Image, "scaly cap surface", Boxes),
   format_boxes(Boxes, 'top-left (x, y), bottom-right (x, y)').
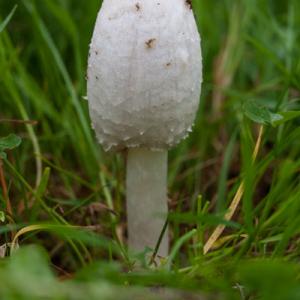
top-left (87, 0), bottom-right (202, 151)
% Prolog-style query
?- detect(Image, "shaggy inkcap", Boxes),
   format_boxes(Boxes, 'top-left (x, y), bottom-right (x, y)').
top-left (87, 0), bottom-right (202, 152)
top-left (88, 0), bottom-right (202, 257)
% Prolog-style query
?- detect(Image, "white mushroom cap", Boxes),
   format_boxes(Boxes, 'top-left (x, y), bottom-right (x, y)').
top-left (87, 0), bottom-right (202, 151)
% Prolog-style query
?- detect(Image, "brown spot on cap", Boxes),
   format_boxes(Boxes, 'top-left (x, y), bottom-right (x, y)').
top-left (135, 3), bottom-right (141, 11)
top-left (145, 38), bottom-right (156, 49)
top-left (185, 0), bottom-right (192, 9)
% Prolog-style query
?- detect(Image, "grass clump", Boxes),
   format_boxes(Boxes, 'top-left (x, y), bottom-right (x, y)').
top-left (0, 0), bottom-right (300, 299)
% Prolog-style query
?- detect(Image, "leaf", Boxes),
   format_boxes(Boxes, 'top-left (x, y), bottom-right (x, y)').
top-left (243, 100), bottom-right (283, 125)
top-left (239, 260), bottom-right (299, 300)
top-left (36, 167), bottom-right (51, 198)
top-left (0, 134), bottom-right (22, 150)
top-left (271, 111), bottom-right (300, 126)
top-left (5, 245), bottom-right (57, 298)
top-left (0, 5), bottom-right (17, 34)
top-left (0, 211), bottom-right (5, 223)
top-left (0, 134), bottom-right (22, 159)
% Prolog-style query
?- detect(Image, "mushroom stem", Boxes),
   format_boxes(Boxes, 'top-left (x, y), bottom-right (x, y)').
top-left (126, 148), bottom-right (169, 257)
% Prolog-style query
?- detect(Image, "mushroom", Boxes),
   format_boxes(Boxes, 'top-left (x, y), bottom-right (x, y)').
top-left (87, 0), bottom-right (202, 258)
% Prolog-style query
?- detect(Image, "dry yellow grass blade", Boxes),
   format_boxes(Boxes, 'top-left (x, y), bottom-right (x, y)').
top-left (10, 224), bottom-right (78, 254)
top-left (203, 126), bottom-right (264, 255)
top-left (10, 224), bottom-right (46, 253)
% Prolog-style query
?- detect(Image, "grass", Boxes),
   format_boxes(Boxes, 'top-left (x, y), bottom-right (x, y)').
top-left (0, 0), bottom-right (300, 299)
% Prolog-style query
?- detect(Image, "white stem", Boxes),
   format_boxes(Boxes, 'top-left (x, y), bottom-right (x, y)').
top-left (126, 148), bottom-right (169, 257)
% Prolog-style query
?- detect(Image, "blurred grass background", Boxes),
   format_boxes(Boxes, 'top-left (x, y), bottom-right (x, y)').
top-left (0, 0), bottom-right (300, 299)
